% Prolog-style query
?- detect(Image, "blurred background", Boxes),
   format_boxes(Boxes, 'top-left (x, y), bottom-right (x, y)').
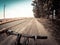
top-left (0, 0), bottom-right (34, 19)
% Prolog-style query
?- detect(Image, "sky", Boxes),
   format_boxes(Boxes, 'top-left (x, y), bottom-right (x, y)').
top-left (0, 0), bottom-right (34, 19)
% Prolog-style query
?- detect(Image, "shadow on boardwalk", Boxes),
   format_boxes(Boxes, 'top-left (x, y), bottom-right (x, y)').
top-left (37, 18), bottom-right (60, 45)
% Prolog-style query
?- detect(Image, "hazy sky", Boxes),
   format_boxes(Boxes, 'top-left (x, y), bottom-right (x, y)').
top-left (0, 0), bottom-right (34, 19)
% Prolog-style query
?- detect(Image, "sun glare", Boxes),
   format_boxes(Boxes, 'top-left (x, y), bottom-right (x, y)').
top-left (5, 2), bottom-right (34, 18)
